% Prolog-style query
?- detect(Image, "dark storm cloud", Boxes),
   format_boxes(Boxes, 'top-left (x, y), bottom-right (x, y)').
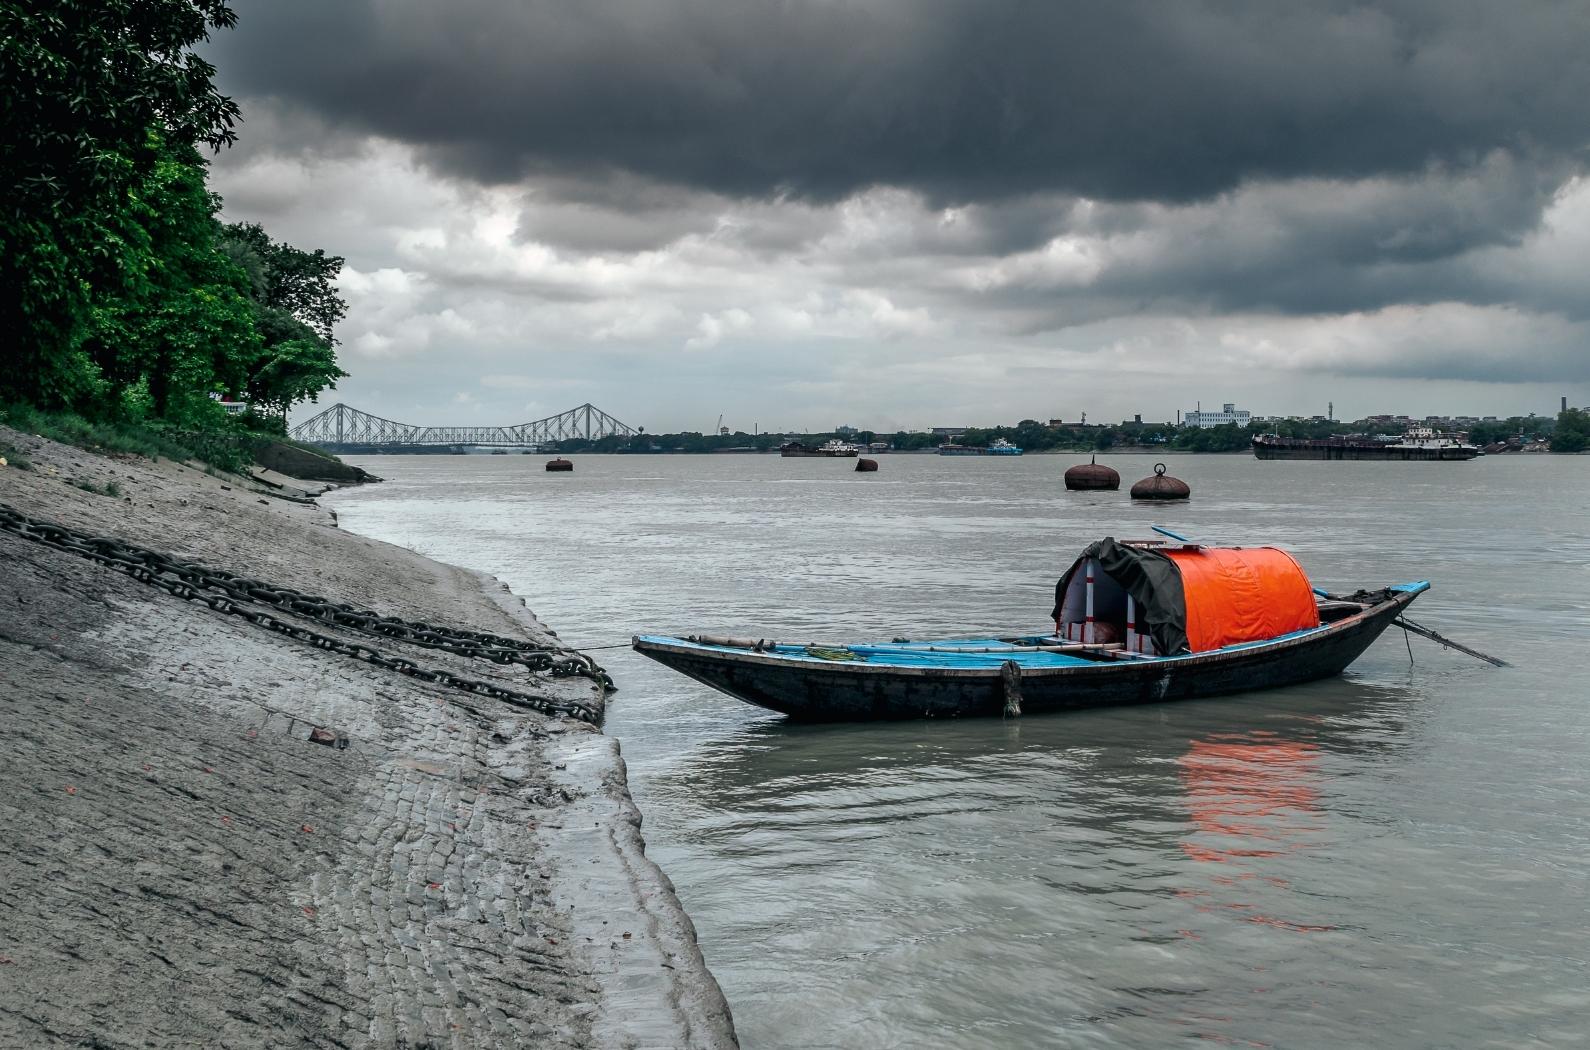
top-left (209, 0), bottom-right (1590, 206)
top-left (1061, 157), bottom-right (1567, 318)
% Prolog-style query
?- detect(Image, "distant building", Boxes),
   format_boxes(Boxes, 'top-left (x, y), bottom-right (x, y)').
top-left (835, 425), bottom-right (858, 436)
top-left (931, 427), bottom-right (967, 438)
top-left (1183, 402), bottom-right (1251, 429)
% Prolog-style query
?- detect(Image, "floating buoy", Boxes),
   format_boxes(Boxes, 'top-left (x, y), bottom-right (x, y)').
top-left (545, 458), bottom-right (573, 472)
top-left (1064, 454), bottom-right (1119, 490)
top-left (855, 458), bottom-right (878, 472)
top-left (1130, 462), bottom-right (1190, 500)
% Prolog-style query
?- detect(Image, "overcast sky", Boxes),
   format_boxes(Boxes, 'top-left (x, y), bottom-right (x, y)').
top-left (204, 1), bottom-right (1590, 433)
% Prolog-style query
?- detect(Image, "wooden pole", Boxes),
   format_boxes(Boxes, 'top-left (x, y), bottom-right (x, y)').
top-left (1394, 618), bottom-right (1510, 667)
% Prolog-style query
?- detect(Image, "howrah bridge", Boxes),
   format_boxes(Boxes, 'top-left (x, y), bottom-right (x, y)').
top-left (290, 402), bottom-right (639, 452)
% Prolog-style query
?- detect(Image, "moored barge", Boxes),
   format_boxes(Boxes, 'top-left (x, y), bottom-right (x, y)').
top-left (1254, 426), bottom-right (1479, 461)
top-left (781, 439), bottom-right (861, 458)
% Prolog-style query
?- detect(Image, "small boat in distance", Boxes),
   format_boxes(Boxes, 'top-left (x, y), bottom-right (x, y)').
top-left (781, 439), bottom-right (861, 458)
top-left (1253, 425), bottom-right (1479, 460)
top-left (634, 536), bottom-right (1429, 721)
top-left (939, 437), bottom-right (1024, 456)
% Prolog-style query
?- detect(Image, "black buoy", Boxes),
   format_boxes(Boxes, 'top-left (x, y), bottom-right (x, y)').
top-left (1064, 454), bottom-right (1120, 490)
top-left (1130, 462), bottom-right (1190, 500)
top-left (855, 458), bottom-right (878, 472)
top-left (545, 458), bottom-right (573, 472)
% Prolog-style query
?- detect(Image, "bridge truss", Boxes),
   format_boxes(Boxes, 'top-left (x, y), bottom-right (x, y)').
top-left (290, 402), bottom-right (639, 449)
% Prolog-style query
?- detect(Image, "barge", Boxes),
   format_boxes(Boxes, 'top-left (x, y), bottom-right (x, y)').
top-left (1253, 426), bottom-right (1479, 461)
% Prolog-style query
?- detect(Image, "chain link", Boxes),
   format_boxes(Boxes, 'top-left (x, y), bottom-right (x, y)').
top-left (0, 502), bottom-right (605, 724)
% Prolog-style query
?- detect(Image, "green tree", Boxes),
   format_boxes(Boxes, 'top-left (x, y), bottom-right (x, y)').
top-left (0, 0), bottom-right (240, 407)
top-left (216, 224), bottom-right (350, 417)
top-left (1553, 408), bottom-right (1589, 453)
top-left (243, 337), bottom-right (345, 419)
top-left (79, 139), bottom-right (261, 424)
top-left (220, 222), bottom-right (348, 344)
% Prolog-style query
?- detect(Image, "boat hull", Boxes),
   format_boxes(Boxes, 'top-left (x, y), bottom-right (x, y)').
top-left (634, 589), bottom-right (1421, 721)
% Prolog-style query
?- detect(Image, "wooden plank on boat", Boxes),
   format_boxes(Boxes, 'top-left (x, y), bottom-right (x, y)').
top-left (918, 643), bottom-right (1124, 654)
top-left (688, 634), bottom-right (777, 650)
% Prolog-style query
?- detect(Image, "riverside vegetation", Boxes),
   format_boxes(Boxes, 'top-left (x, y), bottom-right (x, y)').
top-left (553, 410), bottom-right (1590, 456)
top-left (2, 1), bottom-right (347, 461)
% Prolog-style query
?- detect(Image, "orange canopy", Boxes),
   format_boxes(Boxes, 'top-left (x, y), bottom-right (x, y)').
top-left (1162, 546), bottom-right (1319, 652)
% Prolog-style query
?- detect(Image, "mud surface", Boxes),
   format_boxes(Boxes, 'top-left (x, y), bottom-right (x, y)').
top-left (0, 426), bottom-right (736, 1050)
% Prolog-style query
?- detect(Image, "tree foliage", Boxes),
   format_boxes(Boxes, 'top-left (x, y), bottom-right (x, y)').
top-left (0, 0), bottom-right (241, 406)
top-left (1, 2), bottom-right (347, 427)
top-left (217, 225), bottom-right (349, 416)
top-left (220, 222), bottom-right (348, 344)
top-left (1553, 408), bottom-right (1589, 453)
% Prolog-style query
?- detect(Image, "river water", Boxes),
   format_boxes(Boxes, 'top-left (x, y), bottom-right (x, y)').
top-left (328, 452), bottom-right (1588, 1049)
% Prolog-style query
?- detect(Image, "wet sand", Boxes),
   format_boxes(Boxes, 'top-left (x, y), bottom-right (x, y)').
top-left (0, 425), bottom-right (736, 1049)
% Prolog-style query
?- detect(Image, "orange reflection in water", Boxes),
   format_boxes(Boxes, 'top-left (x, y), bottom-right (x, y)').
top-left (1175, 731), bottom-right (1335, 935)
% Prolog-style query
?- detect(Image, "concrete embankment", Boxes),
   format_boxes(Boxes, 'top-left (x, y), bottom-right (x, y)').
top-left (0, 425), bottom-right (737, 1050)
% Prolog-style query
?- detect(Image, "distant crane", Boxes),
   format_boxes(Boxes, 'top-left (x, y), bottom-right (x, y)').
top-left (717, 414), bottom-right (729, 436)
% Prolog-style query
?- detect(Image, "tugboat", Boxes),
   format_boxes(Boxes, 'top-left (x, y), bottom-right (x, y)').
top-left (985, 438), bottom-right (1024, 456)
top-left (781, 439), bottom-right (861, 458)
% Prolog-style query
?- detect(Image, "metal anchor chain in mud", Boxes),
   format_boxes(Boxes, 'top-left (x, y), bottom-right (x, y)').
top-left (0, 503), bottom-right (607, 723)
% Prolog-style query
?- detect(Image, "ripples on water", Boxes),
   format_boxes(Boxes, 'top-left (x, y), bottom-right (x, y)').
top-left (331, 454), bottom-right (1589, 1049)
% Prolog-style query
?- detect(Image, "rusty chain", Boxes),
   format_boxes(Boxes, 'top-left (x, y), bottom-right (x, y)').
top-left (0, 502), bottom-right (605, 723)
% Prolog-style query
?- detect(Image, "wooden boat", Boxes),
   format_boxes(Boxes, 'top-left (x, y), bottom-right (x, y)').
top-left (632, 537), bottom-right (1430, 721)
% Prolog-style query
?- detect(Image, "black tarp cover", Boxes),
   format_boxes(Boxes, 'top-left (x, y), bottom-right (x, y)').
top-left (1050, 538), bottom-right (1190, 655)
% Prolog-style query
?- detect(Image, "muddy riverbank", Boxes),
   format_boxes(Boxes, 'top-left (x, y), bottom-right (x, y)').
top-left (0, 425), bottom-right (736, 1049)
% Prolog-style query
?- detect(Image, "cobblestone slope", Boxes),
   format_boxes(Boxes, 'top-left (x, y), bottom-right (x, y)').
top-left (0, 426), bottom-right (737, 1050)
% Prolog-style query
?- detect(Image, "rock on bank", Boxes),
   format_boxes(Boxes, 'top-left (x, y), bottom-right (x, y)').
top-left (0, 425), bottom-right (736, 1050)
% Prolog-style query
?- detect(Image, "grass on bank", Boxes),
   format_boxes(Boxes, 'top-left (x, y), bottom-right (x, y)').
top-left (69, 478), bottom-right (122, 498)
top-left (0, 402), bottom-right (275, 476)
top-left (1, 440), bottom-right (33, 471)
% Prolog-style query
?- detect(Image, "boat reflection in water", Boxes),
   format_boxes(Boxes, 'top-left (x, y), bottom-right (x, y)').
top-left (662, 679), bottom-right (1417, 1048)
top-left (1176, 734), bottom-right (1335, 931)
